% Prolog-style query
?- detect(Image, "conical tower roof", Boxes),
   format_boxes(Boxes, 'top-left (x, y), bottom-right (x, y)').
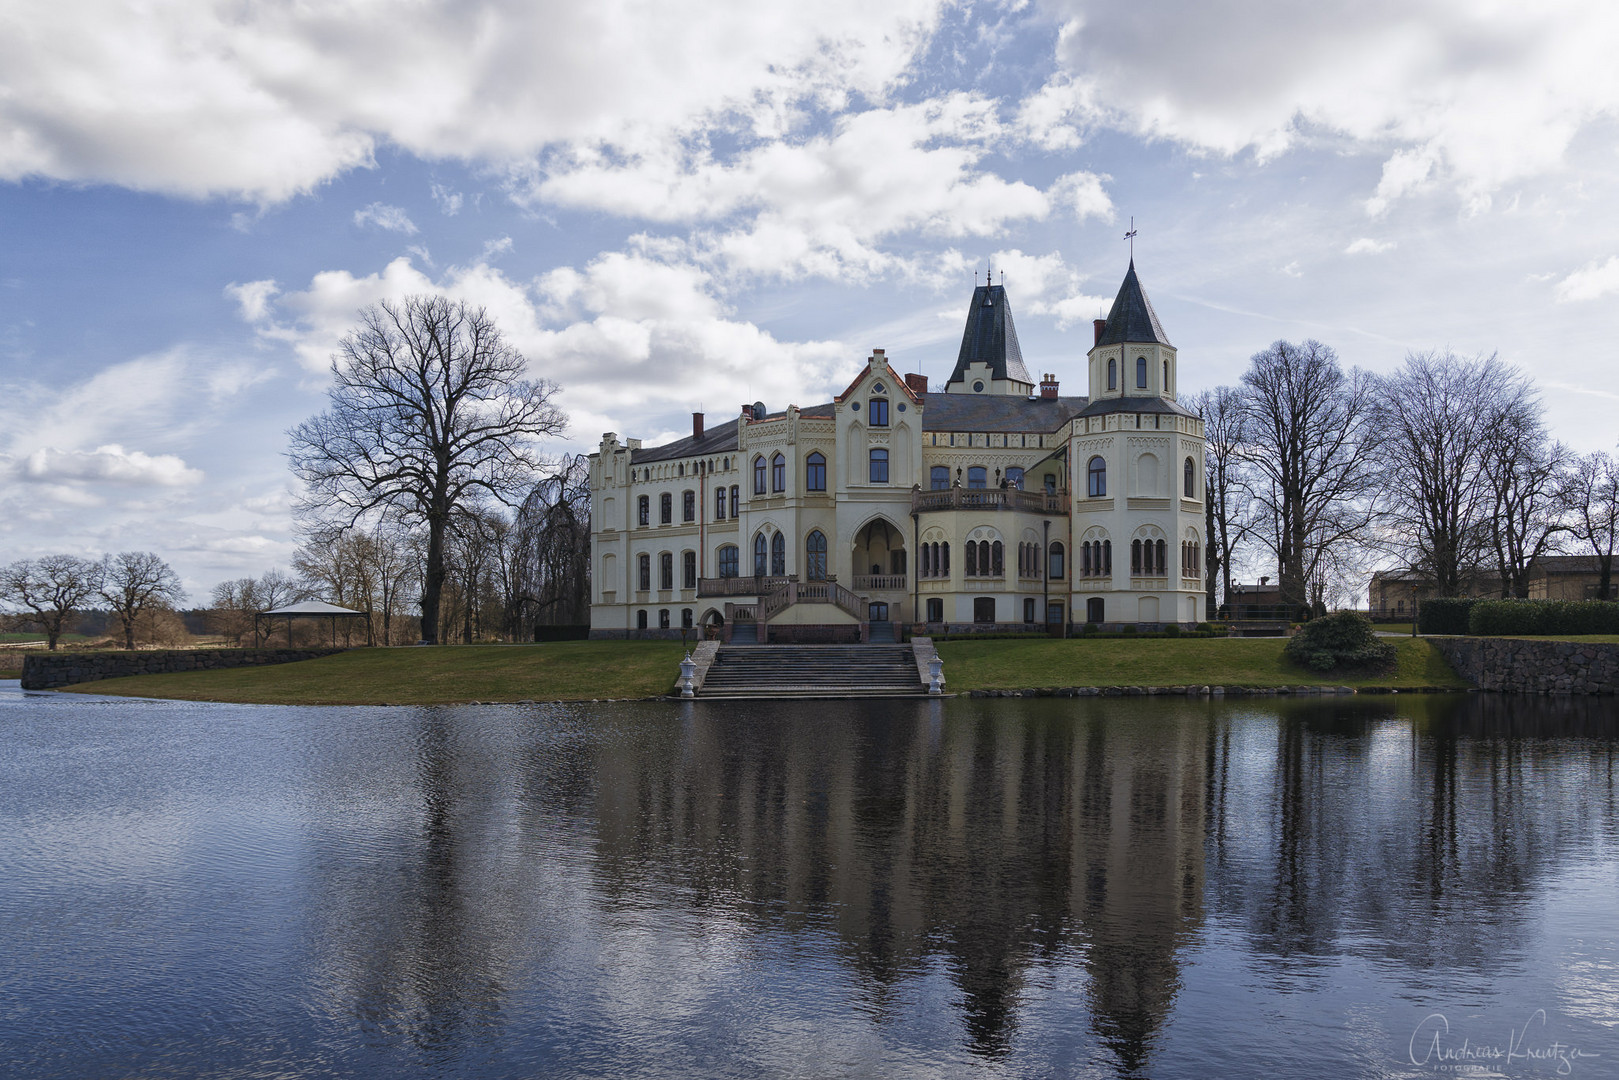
top-left (948, 284), bottom-right (1032, 386)
top-left (1095, 261), bottom-right (1171, 348)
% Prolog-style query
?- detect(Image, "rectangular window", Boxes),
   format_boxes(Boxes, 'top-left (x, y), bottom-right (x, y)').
top-left (869, 398), bottom-right (888, 427)
top-left (637, 495), bottom-right (650, 526)
top-left (729, 485), bottom-right (739, 517)
top-left (973, 597), bottom-right (996, 624)
top-left (805, 453), bottom-right (826, 491)
top-left (926, 598), bottom-right (943, 622)
top-left (931, 466), bottom-right (950, 490)
top-left (659, 552), bottom-right (673, 591)
top-left (754, 458), bottom-right (767, 495)
top-left (968, 466), bottom-right (986, 490)
top-left (660, 493), bottom-right (672, 525)
top-left (772, 455), bottom-right (785, 492)
top-left (716, 487), bottom-right (726, 518)
top-left (1023, 598), bottom-right (1036, 623)
top-left (869, 448), bottom-right (888, 484)
top-left (682, 551), bottom-right (696, 590)
top-left (682, 490), bottom-right (695, 522)
top-left (718, 546), bottom-right (739, 578)
top-left (1005, 467), bottom-right (1024, 490)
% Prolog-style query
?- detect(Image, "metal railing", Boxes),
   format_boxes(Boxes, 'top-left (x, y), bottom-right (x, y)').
top-left (911, 487), bottom-right (1068, 514)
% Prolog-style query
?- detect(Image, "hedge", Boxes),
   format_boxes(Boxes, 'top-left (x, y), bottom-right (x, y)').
top-left (1418, 597), bottom-right (1480, 636)
top-left (1467, 599), bottom-right (1619, 637)
top-left (1283, 611), bottom-right (1396, 673)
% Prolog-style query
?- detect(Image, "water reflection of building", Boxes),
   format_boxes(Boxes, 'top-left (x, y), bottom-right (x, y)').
top-left (589, 699), bottom-right (1209, 1067)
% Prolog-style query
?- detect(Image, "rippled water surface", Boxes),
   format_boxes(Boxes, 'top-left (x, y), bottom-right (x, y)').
top-left (2, 682), bottom-right (1617, 1078)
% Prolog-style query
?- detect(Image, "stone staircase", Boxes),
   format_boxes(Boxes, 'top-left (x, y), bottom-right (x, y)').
top-left (697, 644), bottom-right (927, 698)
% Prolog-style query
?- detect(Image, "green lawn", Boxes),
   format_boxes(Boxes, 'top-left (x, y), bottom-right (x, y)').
top-left (68, 642), bottom-right (689, 705)
top-left (1371, 622), bottom-right (1415, 636)
top-left (935, 636), bottom-right (1467, 691)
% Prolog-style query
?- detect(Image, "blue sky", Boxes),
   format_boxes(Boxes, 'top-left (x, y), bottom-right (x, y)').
top-left (3, 0), bottom-right (1618, 599)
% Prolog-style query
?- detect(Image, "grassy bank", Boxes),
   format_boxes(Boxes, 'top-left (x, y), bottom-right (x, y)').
top-left (68, 642), bottom-right (688, 705)
top-left (935, 636), bottom-right (1467, 691)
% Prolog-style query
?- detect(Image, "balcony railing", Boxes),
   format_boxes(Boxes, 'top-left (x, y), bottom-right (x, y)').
top-left (697, 575), bottom-right (788, 597)
top-left (912, 487), bottom-right (1068, 514)
top-left (853, 574), bottom-right (907, 591)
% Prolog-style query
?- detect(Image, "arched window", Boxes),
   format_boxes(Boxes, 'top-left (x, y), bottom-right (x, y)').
top-left (805, 530), bottom-right (827, 581)
top-left (869, 448), bottom-right (889, 483)
top-left (1131, 539), bottom-right (1143, 575)
top-left (753, 456), bottom-right (767, 495)
top-left (1102, 539), bottom-right (1111, 574)
top-left (1087, 456), bottom-right (1107, 498)
top-left (771, 453), bottom-right (786, 492)
top-left (805, 451), bottom-right (826, 491)
top-left (771, 531), bottom-right (786, 576)
top-left (941, 542), bottom-right (950, 574)
top-left (869, 398), bottom-right (889, 426)
top-left (681, 608), bottom-right (693, 629)
top-left (966, 541), bottom-right (978, 577)
top-left (1049, 542), bottom-right (1065, 580)
top-left (931, 466), bottom-right (950, 490)
top-left (718, 545), bottom-right (739, 578)
top-left (682, 550), bottom-right (696, 589)
top-left (1082, 541), bottom-right (1092, 577)
top-left (1164, 359), bottom-right (1170, 392)
top-left (715, 486), bottom-right (726, 518)
top-left (754, 533), bottom-right (769, 577)
top-left (660, 492), bottom-right (672, 524)
top-left (991, 540), bottom-right (1003, 576)
top-left (1136, 355), bottom-right (1147, 388)
top-left (968, 466), bottom-right (987, 490)
top-left (729, 485), bottom-right (739, 517)
top-left (659, 551), bottom-right (674, 590)
top-left (682, 490), bottom-right (695, 522)
top-left (1184, 456), bottom-right (1196, 498)
top-left (637, 495), bottom-right (649, 526)
top-left (1107, 357), bottom-right (1117, 390)
top-left (638, 553), bottom-right (651, 591)
top-left (1155, 538), bottom-right (1167, 575)
top-left (659, 609), bottom-right (670, 629)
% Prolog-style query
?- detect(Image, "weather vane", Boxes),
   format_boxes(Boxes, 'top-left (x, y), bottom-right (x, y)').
top-left (1124, 216), bottom-right (1138, 260)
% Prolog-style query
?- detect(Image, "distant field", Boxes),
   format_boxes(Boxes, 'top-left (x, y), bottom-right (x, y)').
top-left (68, 642), bottom-right (689, 704)
top-left (935, 636), bottom-right (1467, 691)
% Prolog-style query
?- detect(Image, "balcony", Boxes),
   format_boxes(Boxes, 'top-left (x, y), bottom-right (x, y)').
top-left (853, 574), bottom-right (907, 591)
top-left (912, 487), bottom-right (1068, 514)
top-left (696, 575), bottom-right (788, 598)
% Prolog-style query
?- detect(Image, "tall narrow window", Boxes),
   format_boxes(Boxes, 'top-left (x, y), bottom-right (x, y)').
top-left (660, 492), bottom-right (672, 524)
top-left (805, 530), bottom-right (827, 581)
top-left (1107, 357), bottom-right (1117, 390)
top-left (931, 466), bottom-right (950, 490)
top-left (1023, 598), bottom-right (1036, 624)
top-left (805, 451), bottom-right (826, 492)
top-left (659, 609), bottom-right (670, 629)
top-left (771, 532), bottom-right (786, 576)
top-left (941, 542), bottom-right (950, 574)
top-left (1164, 359), bottom-right (1170, 392)
top-left (754, 533), bottom-right (769, 577)
top-left (682, 551), bottom-right (696, 590)
top-left (772, 453), bottom-right (786, 492)
top-left (682, 490), bottom-right (695, 522)
top-left (1184, 457), bottom-right (1196, 498)
top-left (1088, 456), bottom-right (1107, 497)
top-left (637, 609), bottom-right (648, 630)
top-left (753, 456), bottom-right (767, 495)
top-left (869, 398), bottom-right (889, 427)
top-left (659, 551), bottom-right (673, 590)
top-left (716, 486), bottom-right (726, 518)
top-left (1131, 539), bottom-right (1142, 575)
top-left (966, 541), bottom-right (978, 577)
top-left (638, 553), bottom-right (651, 591)
top-left (638, 495), bottom-right (649, 526)
top-left (926, 598), bottom-right (943, 622)
top-left (729, 485), bottom-right (739, 517)
top-left (869, 448), bottom-right (889, 483)
top-left (1156, 539), bottom-right (1167, 575)
top-left (991, 541), bottom-right (1003, 576)
top-left (1082, 542), bottom-right (1092, 577)
top-left (718, 545), bottom-right (739, 578)
top-left (1102, 540), bottom-right (1111, 574)
top-left (1049, 542), bottom-right (1065, 580)
top-left (968, 466), bottom-right (986, 489)
top-left (1136, 355), bottom-right (1147, 388)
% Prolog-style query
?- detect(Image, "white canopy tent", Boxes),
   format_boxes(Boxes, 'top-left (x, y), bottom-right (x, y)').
top-left (254, 601), bottom-right (371, 648)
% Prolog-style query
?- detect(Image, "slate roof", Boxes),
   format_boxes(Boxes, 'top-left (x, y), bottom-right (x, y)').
top-left (921, 394), bottom-right (1089, 433)
top-left (628, 405), bottom-right (837, 463)
top-left (947, 284), bottom-right (1032, 386)
top-left (1095, 261), bottom-right (1172, 348)
top-left (1077, 394), bottom-right (1199, 420)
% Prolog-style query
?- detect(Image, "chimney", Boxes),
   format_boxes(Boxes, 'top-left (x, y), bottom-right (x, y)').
top-left (741, 403), bottom-right (753, 421)
top-left (904, 373), bottom-right (928, 397)
top-left (692, 411), bottom-right (704, 440)
top-left (1093, 319), bottom-right (1107, 346)
top-left (1040, 373), bottom-right (1059, 399)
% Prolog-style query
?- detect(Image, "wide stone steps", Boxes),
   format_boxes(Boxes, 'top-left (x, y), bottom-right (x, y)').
top-left (698, 645), bottom-right (925, 698)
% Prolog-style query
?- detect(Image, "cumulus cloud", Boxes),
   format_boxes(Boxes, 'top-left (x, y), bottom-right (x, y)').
top-left (1555, 255), bottom-right (1619, 302)
top-left (1345, 237), bottom-right (1396, 255)
top-left (1033, 0), bottom-right (1619, 213)
top-left (224, 278), bottom-right (279, 322)
top-left (352, 202), bottom-right (419, 234)
top-left (430, 183), bottom-right (464, 216)
top-left (989, 248), bottom-right (1110, 329)
top-left (0, 0), bottom-right (945, 201)
top-left (16, 445), bottom-right (202, 487)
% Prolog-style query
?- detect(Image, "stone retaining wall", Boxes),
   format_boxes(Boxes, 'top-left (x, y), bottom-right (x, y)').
top-left (1430, 637), bottom-right (1619, 694)
top-left (22, 648), bottom-right (345, 690)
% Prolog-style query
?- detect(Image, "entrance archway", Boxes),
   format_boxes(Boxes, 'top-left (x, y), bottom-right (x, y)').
top-left (853, 518), bottom-right (907, 582)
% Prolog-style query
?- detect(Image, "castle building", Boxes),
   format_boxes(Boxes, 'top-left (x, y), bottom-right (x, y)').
top-left (588, 262), bottom-right (1207, 640)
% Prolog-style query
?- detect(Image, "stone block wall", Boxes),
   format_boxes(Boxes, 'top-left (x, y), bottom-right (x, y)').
top-left (22, 648), bottom-right (345, 690)
top-left (1430, 637), bottom-right (1619, 694)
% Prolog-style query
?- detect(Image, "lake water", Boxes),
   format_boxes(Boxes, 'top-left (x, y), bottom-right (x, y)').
top-left (2, 682), bottom-right (1616, 1079)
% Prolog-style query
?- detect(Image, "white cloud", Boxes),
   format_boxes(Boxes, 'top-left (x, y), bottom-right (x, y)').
top-left (352, 202), bottom-right (419, 235)
top-left (1281, 261), bottom-right (1303, 278)
top-left (989, 248), bottom-right (1109, 329)
top-left (0, 0), bottom-right (946, 202)
top-left (1034, 0), bottom-right (1619, 213)
top-left (481, 236), bottom-right (514, 261)
top-left (224, 278), bottom-right (279, 322)
top-left (430, 182), bottom-right (464, 216)
top-left (1345, 237), bottom-right (1396, 255)
top-left (16, 444), bottom-right (202, 487)
top-left (1555, 255), bottom-right (1619, 302)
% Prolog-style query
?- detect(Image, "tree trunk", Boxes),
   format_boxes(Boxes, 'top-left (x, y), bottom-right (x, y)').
top-left (422, 515), bottom-right (446, 645)
top-left (123, 611), bottom-right (136, 650)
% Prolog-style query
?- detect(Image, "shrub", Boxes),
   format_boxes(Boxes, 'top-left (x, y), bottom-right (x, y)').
top-left (1163, 623), bottom-right (1182, 637)
top-left (1121, 624), bottom-right (1138, 636)
top-left (1082, 623), bottom-right (1098, 635)
top-left (1283, 611), bottom-right (1396, 674)
top-left (1468, 599), bottom-right (1619, 637)
top-left (1418, 597), bottom-right (1479, 636)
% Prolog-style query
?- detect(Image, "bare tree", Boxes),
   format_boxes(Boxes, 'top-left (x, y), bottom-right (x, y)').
top-left (99, 551), bottom-right (185, 650)
top-left (511, 454), bottom-right (592, 633)
top-left (288, 295), bottom-right (565, 644)
top-left (1562, 451), bottom-right (1619, 600)
top-left (1238, 340), bottom-right (1379, 612)
top-left (0, 555), bottom-right (104, 650)
top-left (206, 569), bottom-right (306, 646)
top-left (1481, 392), bottom-right (1570, 597)
top-left (1372, 351), bottom-right (1523, 595)
top-left (1189, 387), bottom-right (1251, 617)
